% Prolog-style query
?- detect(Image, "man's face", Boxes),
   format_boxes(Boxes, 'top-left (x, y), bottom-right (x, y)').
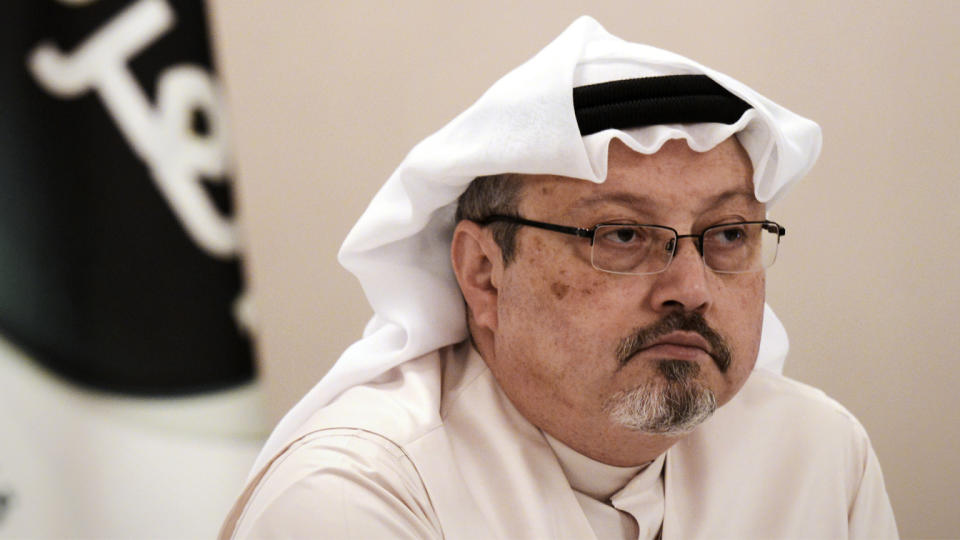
top-left (487, 137), bottom-right (765, 463)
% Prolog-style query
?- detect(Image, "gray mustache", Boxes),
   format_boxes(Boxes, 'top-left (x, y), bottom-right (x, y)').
top-left (616, 311), bottom-right (732, 372)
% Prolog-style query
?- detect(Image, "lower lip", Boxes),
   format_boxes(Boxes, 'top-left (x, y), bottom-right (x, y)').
top-left (637, 344), bottom-right (710, 361)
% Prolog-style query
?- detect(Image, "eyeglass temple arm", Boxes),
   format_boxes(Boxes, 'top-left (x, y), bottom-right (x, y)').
top-left (476, 215), bottom-right (594, 239)
top-left (763, 221), bottom-right (786, 237)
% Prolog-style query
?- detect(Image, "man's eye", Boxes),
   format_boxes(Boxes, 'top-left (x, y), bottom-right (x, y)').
top-left (599, 227), bottom-right (644, 246)
top-left (706, 226), bottom-right (747, 246)
top-left (723, 228), bottom-right (744, 242)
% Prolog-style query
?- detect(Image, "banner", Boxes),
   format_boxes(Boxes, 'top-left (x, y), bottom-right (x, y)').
top-left (1, 1), bottom-right (261, 537)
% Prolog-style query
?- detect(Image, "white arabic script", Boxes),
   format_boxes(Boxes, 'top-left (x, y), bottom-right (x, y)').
top-left (28, 0), bottom-right (237, 258)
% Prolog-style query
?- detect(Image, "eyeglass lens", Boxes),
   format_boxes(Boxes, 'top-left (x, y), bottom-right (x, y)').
top-left (591, 223), bottom-right (780, 275)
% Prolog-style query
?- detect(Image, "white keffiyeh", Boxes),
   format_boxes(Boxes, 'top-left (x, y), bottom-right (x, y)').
top-left (251, 16), bottom-right (821, 474)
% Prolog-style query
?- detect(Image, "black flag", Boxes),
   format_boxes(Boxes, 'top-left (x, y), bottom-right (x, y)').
top-left (1, 0), bottom-right (253, 394)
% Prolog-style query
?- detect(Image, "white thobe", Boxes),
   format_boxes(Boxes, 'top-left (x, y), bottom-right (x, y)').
top-left (221, 342), bottom-right (897, 539)
top-left (545, 432), bottom-right (665, 539)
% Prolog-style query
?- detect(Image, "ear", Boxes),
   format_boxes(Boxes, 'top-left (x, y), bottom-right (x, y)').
top-left (451, 220), bottom-right (503, 332)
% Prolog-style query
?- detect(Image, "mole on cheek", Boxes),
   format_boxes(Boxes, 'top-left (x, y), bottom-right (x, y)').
top-left (550, 282), bottom-right (570, 300)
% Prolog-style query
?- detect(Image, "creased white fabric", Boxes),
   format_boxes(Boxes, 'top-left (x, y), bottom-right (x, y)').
top-left (546, 430), bottom-right (665, 539)
top-left (250, 15), bottom-right (820, 474)
top-left (224, 343), bottom-right (897, 539)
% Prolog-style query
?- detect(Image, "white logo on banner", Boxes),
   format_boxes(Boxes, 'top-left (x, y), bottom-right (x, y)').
top-left (27, 0), bottom-right (237, 258)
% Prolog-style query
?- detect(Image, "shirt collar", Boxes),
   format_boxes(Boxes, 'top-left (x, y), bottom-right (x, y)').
top-left (544, 430), bottom-right (664, 501)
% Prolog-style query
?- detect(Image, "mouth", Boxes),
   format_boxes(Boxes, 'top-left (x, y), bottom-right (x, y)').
top-left (616, 312), bottom-right (733, 373)
top-left (634, 332), bottom-right (712, 361)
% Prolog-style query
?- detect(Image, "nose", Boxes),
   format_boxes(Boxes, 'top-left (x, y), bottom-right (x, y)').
top-left (648, 237), bottom-right (712, 314)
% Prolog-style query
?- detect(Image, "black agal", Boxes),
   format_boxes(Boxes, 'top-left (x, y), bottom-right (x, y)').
top-left (573, 75), bottom-right (751, 135)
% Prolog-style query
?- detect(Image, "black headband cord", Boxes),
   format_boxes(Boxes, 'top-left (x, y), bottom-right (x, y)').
top-left (573, 75), bottom-right (752, 136)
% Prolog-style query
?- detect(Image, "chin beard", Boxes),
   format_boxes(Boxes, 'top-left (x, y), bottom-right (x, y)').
top-left (604, 360), bottom-right (718, 435)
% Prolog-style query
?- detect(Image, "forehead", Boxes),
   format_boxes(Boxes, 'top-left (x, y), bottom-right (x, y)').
top-left (519, 138), bottom-right (758, 221)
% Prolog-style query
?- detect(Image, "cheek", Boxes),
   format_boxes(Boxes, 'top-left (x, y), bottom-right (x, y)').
top-left (507, 235), bottom-right (608, 312)
top-left (714, 273), bottom-right (765, 398)
top-left (500, 266), bottom-right (603, 349)
top-left (495, 238), bottom-right (618, 372)
top-left (495, 268), bottom-right (623, 416)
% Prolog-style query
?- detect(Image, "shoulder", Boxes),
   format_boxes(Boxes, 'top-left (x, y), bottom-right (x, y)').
top-left (738, 369), bottom-right (864, 418)
top-left (222, 351), bottom-right (454, 539)
top-left (681, 369), bottom-right (877, 502)
top-left (733, 369), bottom-right (870, 443)
top-left (311, 351), bottom-right (448, 444)
top-left (665, 370), bottom-right (898, 538)
top-left (227, 428), bottom-right (443, 539)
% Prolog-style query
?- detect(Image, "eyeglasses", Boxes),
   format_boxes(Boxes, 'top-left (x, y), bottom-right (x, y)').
top-left (477, 215), bottom-right (785, 275)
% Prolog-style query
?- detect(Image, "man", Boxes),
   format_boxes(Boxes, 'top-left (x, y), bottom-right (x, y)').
top-left (221, 17), bottom-right (897, 539)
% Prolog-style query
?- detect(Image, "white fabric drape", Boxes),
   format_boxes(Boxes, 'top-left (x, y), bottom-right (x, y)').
top-left (250, 15), bottom-right (820, 476)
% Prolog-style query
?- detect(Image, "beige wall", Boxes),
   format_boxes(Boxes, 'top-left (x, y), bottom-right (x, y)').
top-left (209, 2), bottom-right (960, 538)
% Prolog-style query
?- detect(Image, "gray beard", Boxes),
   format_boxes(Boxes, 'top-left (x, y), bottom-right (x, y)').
top-left (604, 360), bottom-right (718, 435)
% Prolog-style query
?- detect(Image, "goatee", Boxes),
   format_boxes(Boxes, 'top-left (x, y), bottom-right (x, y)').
top-left (605, 360), bottom-right (718, 435)
top-left (606, 310), bottom-right (733, 434)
